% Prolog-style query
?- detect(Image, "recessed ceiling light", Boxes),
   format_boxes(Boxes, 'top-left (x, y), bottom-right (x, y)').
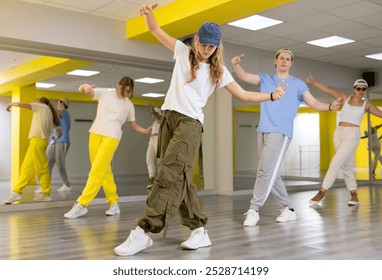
top-left (36, 82), bottom-right (56, 88)
top-left (142, 93), bottom-right (165, 98)
top-left (228, 15), bottom-right (283, 31)
top-left (306, 36), bottom-right (354, 48)
top-left (135, 77), bottom-right (164, 84)
top-left (365, 53), bottom-right (382, 61)
top-left (66, 70), bottom-right (100, 76)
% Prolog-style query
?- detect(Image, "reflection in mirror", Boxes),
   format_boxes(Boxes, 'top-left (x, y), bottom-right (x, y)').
top-left (0, 50), bottom-right (173, 205)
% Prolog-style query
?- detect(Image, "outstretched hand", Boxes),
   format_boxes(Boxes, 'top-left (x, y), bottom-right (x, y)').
top-left (272, 80), bottom-right (288, 101)
top-left (306, 73), bottom-right (314, 85)
top-left (6, 103), bottom-right (12, 112)
top-left (231, 53), bottom-right (245, 66)
top-left (140, 3), bottom-right (158, 15)
top-left (330, 97), bottom-right (342, 111)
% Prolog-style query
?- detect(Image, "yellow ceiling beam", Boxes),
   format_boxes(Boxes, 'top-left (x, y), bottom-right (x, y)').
top-left (127, 0), bottom-right (293, 42)
top-left (0, 57), bottom-right (94, 95)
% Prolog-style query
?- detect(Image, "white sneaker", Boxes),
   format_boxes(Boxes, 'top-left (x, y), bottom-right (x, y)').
top-left (4, 192), bottom-right (22, 204)
top-left (243, 209), bottom-right (259, 227)
top-left (276, 207), bottom-right (297, 223)
top-left (105, 203), bottom-right (120, 216)
top-left (64, 203), bottom-right (88, 219)
top-left (58, 184), bottom-right (71, 192)
top-left (180, 227), bottom-right (212, 250)
top-left (35, 187), bottom-right (42, 194)
top-left (34, 194), bottom-right (52, 202)
top-left (114, 226), bottom-right (153, 256)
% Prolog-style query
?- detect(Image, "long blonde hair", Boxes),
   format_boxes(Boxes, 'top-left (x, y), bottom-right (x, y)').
top-left (187, 36), bottom-right (224, 89)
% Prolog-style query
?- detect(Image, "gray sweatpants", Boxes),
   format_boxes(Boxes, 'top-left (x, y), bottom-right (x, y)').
top-left (46, 142), bottom-right (70, 186)
top-left (250, 132), bottom-right (292, 211)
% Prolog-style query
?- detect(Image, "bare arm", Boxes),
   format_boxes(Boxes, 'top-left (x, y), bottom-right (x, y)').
top-left (231, 53), bottom-right (260, 84)
top-left (129, 121), bottom-right (152, 134)
top-left (366, 102), bottom-right (382, 119)
top-left (302, 91), bottom-right (342, 111)
top-left (306, 73), bottom-right (347, 101)
top-left (6, 102), bottom-right (32, 111)
top-left (140, 4), bottom-right (176, 52)
top-left (224, 80), bottom-right (287, 103)
top-left (79, 84), bottom-right (95, 97)
top-left (52, 127), bottom-right (63, 140)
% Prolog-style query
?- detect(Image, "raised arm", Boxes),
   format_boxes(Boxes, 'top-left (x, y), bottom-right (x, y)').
top-left (79, 83), bottom-right (95, 97)
top-left (231, 53), bottom-right (260, 85)
top-left (224, 80), bottom-right (287, 103)
top-left (6, 102), bottom-right (32, 111)
top-left (140, 4), bottom-right (176, 52)
top-left (306, 73), bottom-right (347, 101)
top-left (303, 91), bottom-right (341, 112)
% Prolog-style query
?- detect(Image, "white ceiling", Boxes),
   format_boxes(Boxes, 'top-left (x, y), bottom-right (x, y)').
top-left (1, 0), bottom-right (382, 97)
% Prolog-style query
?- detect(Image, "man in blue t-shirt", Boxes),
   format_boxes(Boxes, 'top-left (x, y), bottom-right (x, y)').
top-left (231, 49), bottom-right (341, 227)
top-left (46, 98), bottom-right (71, 192)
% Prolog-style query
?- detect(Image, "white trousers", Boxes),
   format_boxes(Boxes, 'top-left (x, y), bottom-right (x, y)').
top-left (322, 126), bottom-right (360, 191)
top-left (146, 135), bottom-right (159, 178)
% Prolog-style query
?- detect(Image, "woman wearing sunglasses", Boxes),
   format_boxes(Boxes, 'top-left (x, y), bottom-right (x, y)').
top-left (306, 74), bottom-right (382, 206)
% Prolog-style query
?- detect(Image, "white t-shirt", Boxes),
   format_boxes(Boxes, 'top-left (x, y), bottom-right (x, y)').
top-left (89, 88), bottom-right (135, 141)
top-left (29, 103), bottom-right (55, 141)
top-left (161, 40), bottom-right (234, 124)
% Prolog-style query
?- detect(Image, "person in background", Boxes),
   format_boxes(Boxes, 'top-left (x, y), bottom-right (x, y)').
top-left (231, 51), bottom-right (341, 227)
top-left (64, 76), bottom-right (151, 219)
top-left (360, 123), bottom-right (382, 177)
top-left (4, 97), bottom-right (62, 204)
top-left (307, 75), bottom-right (382, 206)
top-left (113, 3), bottom-right (287, 256)
top-left (46, 98), bottom-right (71, 192)
top-left (146, 104), bottom-right (162, 190)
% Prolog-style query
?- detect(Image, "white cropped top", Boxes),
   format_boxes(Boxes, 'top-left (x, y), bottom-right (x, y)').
top-left (339, 96), bottom-right (366, 126)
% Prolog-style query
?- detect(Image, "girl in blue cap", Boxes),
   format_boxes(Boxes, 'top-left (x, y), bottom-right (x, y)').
top-left (114, 3), bottom-right (287, 256)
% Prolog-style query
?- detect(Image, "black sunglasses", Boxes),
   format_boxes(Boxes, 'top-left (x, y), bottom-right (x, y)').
top-left (355, 87), bottom-right (367, 92)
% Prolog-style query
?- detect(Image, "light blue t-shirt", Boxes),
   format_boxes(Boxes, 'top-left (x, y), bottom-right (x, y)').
top-left (52, 110), bottom-right (71, 144)
top-left (258, 73), bottom-right (308, 139)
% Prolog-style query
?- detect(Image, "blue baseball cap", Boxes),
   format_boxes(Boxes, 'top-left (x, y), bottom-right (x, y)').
top-left (197, 22), bottom-right (221, 47)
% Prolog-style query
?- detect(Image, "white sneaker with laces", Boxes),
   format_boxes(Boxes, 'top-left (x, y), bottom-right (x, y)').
top-left (58, 184), bottom-right (71, 192)
top-left (243, 209), bottom-right (259, 227)
top-left (4, 192), bottom-right (22, 204)
top-left (35, 187), bottom-right (42, 194)
top-left (34, 194), bottom-right (52, 202)
top-left (64, 203), bottom-right (88, 219)
top-left (180, 227), bottom-right (212, 250)
top-left (105, 203), bottom-right (120, 216)
top-left (114, 226), bottom-right (153, 256)
top-left (276, 207), bottom-right (297, 223)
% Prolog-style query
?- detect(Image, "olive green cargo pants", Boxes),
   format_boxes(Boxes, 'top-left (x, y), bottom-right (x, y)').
top-left (136, 110), bottom-right (208, 233)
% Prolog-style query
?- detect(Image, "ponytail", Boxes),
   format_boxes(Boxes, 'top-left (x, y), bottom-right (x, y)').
top-left (38, 97), bottom-right (60, 127)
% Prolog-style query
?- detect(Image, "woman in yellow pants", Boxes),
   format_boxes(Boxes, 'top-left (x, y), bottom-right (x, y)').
top-left (4, 97), bottom-right (62, 204)
top-left (64, 76), bottom-right (150, 219)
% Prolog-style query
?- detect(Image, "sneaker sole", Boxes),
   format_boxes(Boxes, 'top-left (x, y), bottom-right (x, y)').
top-left (4, 196), bottom-right (22, 204)
top-left (348, 201), bottom-right (360, 206)
top-left (64, 209), bottom-right (88, 219)
top-left (309, 196), bottom-right (325, 205)
top-left (105, 211), bottom-right (121, 216)
top-left (114, 239), bottom-right (153, 256)
top-left (276, 216), bottom-right (297, 223)
top-left (180, 241), bottom-right (212, 250)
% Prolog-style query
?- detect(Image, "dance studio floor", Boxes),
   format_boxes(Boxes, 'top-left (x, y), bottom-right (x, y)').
top-left (0, 175), bottom-right (381, 260)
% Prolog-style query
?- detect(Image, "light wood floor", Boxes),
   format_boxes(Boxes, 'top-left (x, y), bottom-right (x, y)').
top-left (0, 184), bottom-right (382, 260)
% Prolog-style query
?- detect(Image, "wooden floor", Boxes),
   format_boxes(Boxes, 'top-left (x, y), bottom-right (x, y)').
top-left (0, 184), bottom-right (382, 260)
